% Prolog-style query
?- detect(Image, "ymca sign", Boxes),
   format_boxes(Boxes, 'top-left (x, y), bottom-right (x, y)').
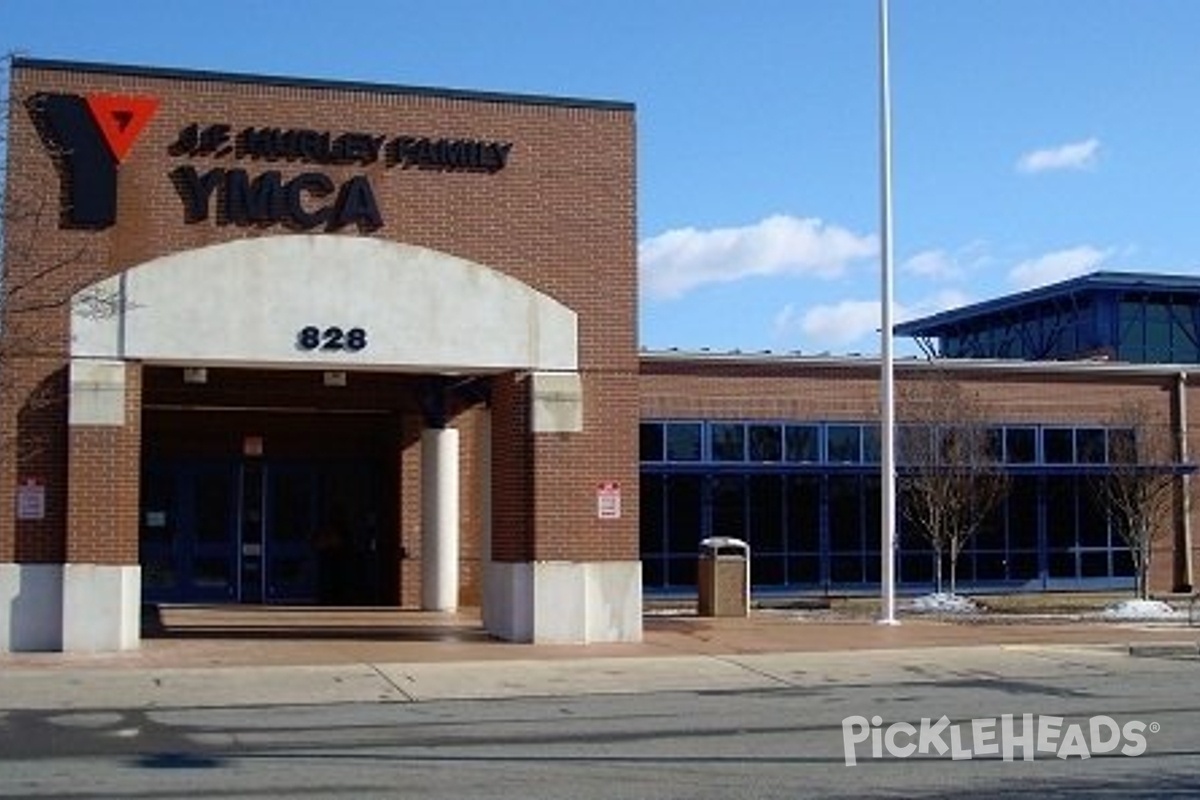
top-left (29, 92), bottom-right (513, 233)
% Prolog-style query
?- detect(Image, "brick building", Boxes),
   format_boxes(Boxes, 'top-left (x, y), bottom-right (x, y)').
top-left (638, 353), bottom-right (1197, 599)
top-left (638, 274), bottom-right (1200, 602)
top-left (1, 58), bottom-right (640, 651)
top-left (3, 59), bottom-right (1197, 654)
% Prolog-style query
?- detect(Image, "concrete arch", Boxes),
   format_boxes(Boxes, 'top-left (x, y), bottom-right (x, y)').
top-left (71, 235), bottom-right (578, 372)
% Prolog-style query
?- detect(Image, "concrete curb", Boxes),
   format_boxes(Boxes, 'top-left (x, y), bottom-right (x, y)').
top-left (1127, 641), bottom-right (1200, 658)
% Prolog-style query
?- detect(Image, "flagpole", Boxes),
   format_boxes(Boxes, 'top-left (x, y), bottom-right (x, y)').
top-left (878, 0), bottom-right (899, 625)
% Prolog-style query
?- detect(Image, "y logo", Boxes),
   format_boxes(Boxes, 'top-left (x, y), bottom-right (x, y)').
top-left (28, 92), bottom-right (159, 229)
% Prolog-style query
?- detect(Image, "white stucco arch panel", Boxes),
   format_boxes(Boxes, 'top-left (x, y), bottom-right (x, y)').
top-left (71, 235), bottom-right (578, 372)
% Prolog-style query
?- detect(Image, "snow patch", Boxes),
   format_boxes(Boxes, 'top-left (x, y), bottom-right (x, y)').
top-left (1100, 599), bottom-right (1187, 620)
top-left (906, 592), bottom-right (981, 614)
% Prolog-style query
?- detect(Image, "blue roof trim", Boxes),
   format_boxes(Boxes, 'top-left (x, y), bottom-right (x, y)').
top-left (896, 271), bottom-right (1200, 336)
top-left (11, 56), bottom-right (635, 113)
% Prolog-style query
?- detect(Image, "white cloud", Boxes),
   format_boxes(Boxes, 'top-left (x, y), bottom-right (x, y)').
top-left (639, 214), bottom-right (877, 299)
top-left (902, 249), bottom-right (961, 280)
top-left (1008, 245), bottom-right (1112, 290)
top-left (775, 289), bottom-right (974, 352)
top-left (901, 241), bottom-right (996, 282)
top-left (772, 303), bottom-right (800, 336)
top-left (798, 300), bottom-right (883, 348)
top-left (1016, 138), bottom-right (1101, 174)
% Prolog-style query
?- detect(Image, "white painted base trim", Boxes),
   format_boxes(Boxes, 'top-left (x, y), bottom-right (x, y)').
top-left (61, 565), bottom-right (141, 652)
top-left (0, 564), bottom-right (64, 652)
top-left (483, 560), bottom-right (642, 644)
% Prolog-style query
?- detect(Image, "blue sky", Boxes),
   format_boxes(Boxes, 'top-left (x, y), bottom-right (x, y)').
top-left (5, 1), bottom-right (1200, 356)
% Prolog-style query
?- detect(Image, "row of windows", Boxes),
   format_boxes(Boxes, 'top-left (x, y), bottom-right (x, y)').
top-left (640, 421), bottom-right (1136, 466)
top-left (937, 297), bottom-right (1200, 364)
top-left (640, 473), bottom-right (1135, 590)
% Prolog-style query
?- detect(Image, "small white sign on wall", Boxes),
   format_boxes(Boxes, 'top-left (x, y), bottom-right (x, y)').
top-left (597, 481), bottom-right (622, 520)
top-left (17, 479), bottom-right (46, 521)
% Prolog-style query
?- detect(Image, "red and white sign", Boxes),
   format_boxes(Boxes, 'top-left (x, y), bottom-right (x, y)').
top-left (596, 481), bottom-right (622, 520)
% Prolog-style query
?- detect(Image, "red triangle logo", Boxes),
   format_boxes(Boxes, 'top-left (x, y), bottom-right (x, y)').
top-left (85, 94), bottom-right (159, 163)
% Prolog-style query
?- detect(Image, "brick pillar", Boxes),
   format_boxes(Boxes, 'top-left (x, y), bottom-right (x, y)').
top-left (62, 358), bottom-right (142, 651)
top-left (482, 370), bottom-right (642, 644)
top-left (489, 373), bottom-right (533, 564)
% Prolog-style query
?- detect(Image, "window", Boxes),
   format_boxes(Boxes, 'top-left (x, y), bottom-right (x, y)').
top-left (827, 425), bottom-right (862, 463)
top-left (665, 423), bottom-right (702, 461)
top-left (639, 423), bottom-right (664, 462)
top-left (748, 424), bottom-right (783, 462)
top-left (862, 425), bottom-right (881, 463)
top-left (785, 476), bottom-right (821, 552)
top-left (710, 423), bottom-right (746, 462)
top-left (1005, 427), bottom-right (1036, 464)
top-left (749, 475), bottom-right (784, 552)
top-left (1108, 428), bottom-right (1136, 463)
top-left (666, 475), bottom-right (703, 566)
top-left (639, 474), bottom-right (666, 588)
top-left (985, 427), bottom-right (1004, 463)
top-left (1076, 428), bottom-right (1107, 464)
top-left (711, 475), bottom-right (746, 538)
top-left (897, 424), bottom-right (932, 466)
top-left (1043, 428), bottom-right (1074, 464)
top-left (785, 425), bottom-right (820, 462)
top-left (1145, 303), bottom-right (1172, 363)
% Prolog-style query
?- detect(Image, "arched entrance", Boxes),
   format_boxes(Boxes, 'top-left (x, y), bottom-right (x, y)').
top-left (64, 234), bottom-right (582, 649)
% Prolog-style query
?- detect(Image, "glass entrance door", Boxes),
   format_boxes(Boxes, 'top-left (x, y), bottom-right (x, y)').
top-left (238, 461), bottom-right (266, 603)
top-left (141, 458), bottom-right (383, 605)
top-left (141, 461), bottom-right (240, 602)
top-left (265, 464), bottom-right (320, 603)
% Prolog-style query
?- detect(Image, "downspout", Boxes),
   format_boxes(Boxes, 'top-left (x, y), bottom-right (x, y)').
top-left (1177, 371), bottom-right (1194, 591)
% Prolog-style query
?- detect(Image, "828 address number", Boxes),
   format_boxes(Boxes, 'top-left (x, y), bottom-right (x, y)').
top-left (297, 326), bottom-right (368, 352)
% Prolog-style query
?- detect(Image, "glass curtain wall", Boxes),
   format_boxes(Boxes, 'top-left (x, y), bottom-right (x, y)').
top-left (640, 420), bottom-right (1139, 593)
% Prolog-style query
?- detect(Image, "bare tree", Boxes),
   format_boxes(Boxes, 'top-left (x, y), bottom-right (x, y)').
top-left (897, 371), bottom-right (1009, 596)
top-left (1095, 402), bottom-right (1181, 600)
top-left (1, 55), bottom-right (108, 462)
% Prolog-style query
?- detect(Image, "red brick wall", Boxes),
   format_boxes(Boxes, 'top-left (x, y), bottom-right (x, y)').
top-left (2, 360), bottom-right (69, 563)
top-left (639, 357), bottom-right (1177, 425)
top-left (3, 61), bottom-right (638, 587)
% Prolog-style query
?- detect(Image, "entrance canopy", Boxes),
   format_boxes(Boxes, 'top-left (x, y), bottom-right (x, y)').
top-left (71, 235), bottom-right (578, 373)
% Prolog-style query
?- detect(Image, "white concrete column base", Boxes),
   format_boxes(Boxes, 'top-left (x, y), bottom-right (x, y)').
top-left (0, 563), bottom-right (65, 652)
top-left (483, 560), bottom-right (642, 644)
top-left (62, 564), bottom-right (141, 652)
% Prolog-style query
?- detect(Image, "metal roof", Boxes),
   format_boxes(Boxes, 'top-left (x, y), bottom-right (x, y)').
top-left (894, 271), bottom-right (1200, 337)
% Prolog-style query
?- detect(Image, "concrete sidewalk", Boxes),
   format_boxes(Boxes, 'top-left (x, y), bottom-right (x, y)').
top-left (1, 606), bottom-right (1197, 711)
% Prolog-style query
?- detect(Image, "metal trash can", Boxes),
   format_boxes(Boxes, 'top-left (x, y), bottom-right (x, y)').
top-left (697, 536), bottom-right (750, 617)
